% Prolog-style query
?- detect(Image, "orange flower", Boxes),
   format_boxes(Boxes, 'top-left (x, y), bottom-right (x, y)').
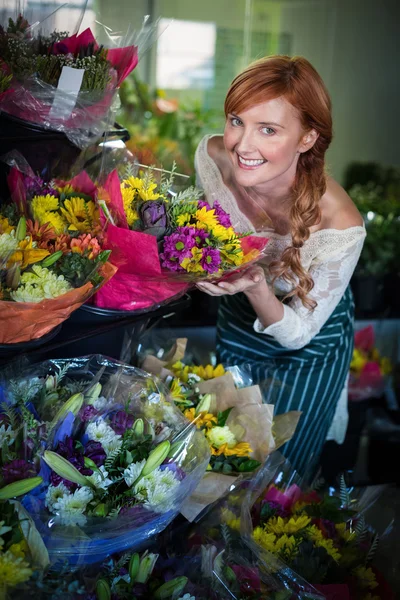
top-left (70, 234), bottom-right (101, 259)
top-left (26, 219), bottom-right (57, 248)
top-left (54, 234), bottom-right (72, 254)
top-left (210, 442), bottom-right (253, 457)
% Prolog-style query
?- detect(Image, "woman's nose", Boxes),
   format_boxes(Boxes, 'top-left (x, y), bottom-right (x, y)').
top-left (235, 129), bottom-right (256, 155)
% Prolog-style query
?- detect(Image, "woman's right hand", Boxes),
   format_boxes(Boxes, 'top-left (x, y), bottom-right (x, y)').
top-left (196, 265), bottom-right (267, 297)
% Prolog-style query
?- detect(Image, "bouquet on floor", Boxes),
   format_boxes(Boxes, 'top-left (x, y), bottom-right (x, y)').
top-left (0, 165), bottom-right (116, 343)
top-left (8, 356), bottom-right (209, 566)
top-left (93, 166), bottom-right (268, 310)
top-left (141, 338), bottom-right (300, 521)
top-left (241, 454), bottom-right (395, 600)
top-left (0, 500), bottom-right (49, 599)
top-left (0, 13), bottom-right (142, 146)
top-left (349, 325), bottom-right (392, 401)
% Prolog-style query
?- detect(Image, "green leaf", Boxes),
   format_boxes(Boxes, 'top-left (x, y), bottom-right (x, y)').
top-left (217, 408), bottom-right (233, 427)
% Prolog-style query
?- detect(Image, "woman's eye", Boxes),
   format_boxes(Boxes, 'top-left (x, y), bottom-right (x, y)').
top-left (231, 117), bottom-right (242, 127)
top-left (261, 126), bottom-right (275, 135)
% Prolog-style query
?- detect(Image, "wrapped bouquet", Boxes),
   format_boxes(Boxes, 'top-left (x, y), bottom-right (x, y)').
top-left (349, 326), bottom-right (392, 401)
top-left (2, 356), bottom-right (209, 565)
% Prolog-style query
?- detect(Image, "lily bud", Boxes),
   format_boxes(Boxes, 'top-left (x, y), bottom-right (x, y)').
top-left (85, 382), bottom-right (102, 404)
top-left (92, 503), bottom-right (108, 518)
top-left (136, 552), bottom-right (159, 584)
top-left (45, 375), bottom-right (57, 391)
top-left (84, 457), bottom-right (98, 471)
top-left (16, 217), bottom-right (26, 242)
top-left (6, 264), bottom-right (20, 290)
top-left (51, 393), bottom-right (84, 427)
top-left (95, 578), bottom-right (111, 600)
top-left (128, 553), bottom-right (140, 581)
top-left (167, 440), bottom-right (186, 459)
top-left (43, 451), bottom-right (95, 489)
top-left (154, 576), bottom-right (188, 599)
top-left (141, 441), bottom-right (170, 477)
top-left (0, 476), bottom-right (43, 500)
top-left (41, 250), bottom-right (63, 267)
top-left (195, 393), bottom-right (213, 415)
top-left (132, 418), bottom-right (144, 437)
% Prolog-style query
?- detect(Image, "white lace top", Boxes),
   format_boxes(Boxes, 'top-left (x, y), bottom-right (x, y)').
top-left (195, 135), bottom-right (366, 351)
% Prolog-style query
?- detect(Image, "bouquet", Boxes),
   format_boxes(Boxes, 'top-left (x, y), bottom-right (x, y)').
top-left (94, 167), bottom-right (268, 310)
top-left (241, 454), bottom-right (395, 600)
top-left (0, 166), bottom-right (116, 343)
top-left (141, 338), bottom-right (300, 521)
top-left (349, 326), bottom-right (392, 401)
top-left (7, 356), bottom-right (209, 565)
top-left (0, 13), bottom-right (141, 146)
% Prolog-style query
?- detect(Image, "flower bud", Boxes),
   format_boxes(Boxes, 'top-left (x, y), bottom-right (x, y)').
top-left (195, 393), bottom-right (213, 415)
top-left (0, 476), bottom-right (43, 499)
top-left (154, 576), bottom-right (188, 599)
top-left (16, 217), bottom-right (26, 242)
top-left (132, 418), bottom-right (144, 437)
top-left (43, 451), bottom-right (95, 489)
top-left (136, 552), bottom-right (159, 584)
top-left (83, 457), bottom-right (98, 471)
top-left (85, 382), bottom-right (102, 404)
top-left (167, 440), bottom-right (186, 459)
top-left (92, 503), bottom-right (108, 517)
top-left (128, 553), bottom-right (140, 581)
top-left (45, 375), bottom-right (57, 391)
top-left (141, 441), bottom-right (170, 477)
top-left (6, 264), bottom-right (20, 290)
top-left (51, 393), bottom-right (84, 427)
top-left (41, 250), bottom-right (63, 267)
top-left (95, 578), bottom-right (111, 600)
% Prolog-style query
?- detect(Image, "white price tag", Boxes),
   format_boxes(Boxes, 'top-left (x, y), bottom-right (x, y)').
top-left (49, 66), bottom-right (85, 120)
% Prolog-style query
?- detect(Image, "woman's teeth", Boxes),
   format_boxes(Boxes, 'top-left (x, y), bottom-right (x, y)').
top-left (238, 156), bottom-right (266, 166)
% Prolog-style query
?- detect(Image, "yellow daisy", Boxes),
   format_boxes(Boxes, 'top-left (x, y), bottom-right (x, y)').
top-left (180, 247), bottom-right (206, 273)
top-left (265, 515), bottom-right (311, 535)
top-left (60, 197), bottom-right (97, 232)
top-left (40, 211), bottom-right (65, 234)
top-left (353, 566), bottom-right (379, 590)
top-left (0, 550), bottom-right (33, 587)
top-left (0, 216), bottom-right (13, 234)
top-left (195, 206), bottom-right (219, 229)
top-left (31, 194), bottom-right (59, 222)
top-left (121, 186), bottom-right (139, 227)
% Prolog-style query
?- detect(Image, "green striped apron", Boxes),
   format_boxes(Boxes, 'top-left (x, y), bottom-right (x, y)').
top-left (217, 287), bottom-right (354, 477)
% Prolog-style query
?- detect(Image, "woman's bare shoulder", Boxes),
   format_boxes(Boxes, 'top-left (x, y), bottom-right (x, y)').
top-left (319, 176), bottom-right (364, 230)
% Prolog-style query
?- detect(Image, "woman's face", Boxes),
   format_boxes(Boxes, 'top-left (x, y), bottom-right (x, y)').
top-left (223, 96), bottom-right (311, 193)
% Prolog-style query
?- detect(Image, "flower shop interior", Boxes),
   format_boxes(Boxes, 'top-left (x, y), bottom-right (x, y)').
top-left (0, 0), bottom-right (399, 598)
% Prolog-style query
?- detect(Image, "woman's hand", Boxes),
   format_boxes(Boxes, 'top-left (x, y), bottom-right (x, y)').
top-left (196, 265), bottom-right (267, 297)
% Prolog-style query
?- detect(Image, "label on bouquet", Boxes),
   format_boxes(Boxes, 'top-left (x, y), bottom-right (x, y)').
top-left (49, 66), bottom-right (85, 120)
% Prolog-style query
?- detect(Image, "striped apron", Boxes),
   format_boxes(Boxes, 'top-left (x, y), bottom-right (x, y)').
top-left (217, 287), bottom-right (355, 477)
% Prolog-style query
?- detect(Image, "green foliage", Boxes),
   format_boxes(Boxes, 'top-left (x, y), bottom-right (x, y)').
top-left (210, 454), bottom-right (261, 474)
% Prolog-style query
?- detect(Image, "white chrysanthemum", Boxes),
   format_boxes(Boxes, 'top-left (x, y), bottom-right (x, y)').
top-left (53, 486), bottom-right (94, 526)
top-left (123, 459), bottom-right (146, 488)
top-left (86, 466), bottom-right (113, 490)
top-left (178, 595), bottom-right (196, 600)
top-left (45, 482), bottom-right (70, 511)
top-left (10, 284), bottom-right (46, 303)
top-left (187, 373), bottom-right (201, 384)
top-left (0, 231), bottom-right (18, 263)
top-left (10, 266), bottom-right (73, 302)
top-left (86, 420), bottom-right (122, 456)
top-left (92, 395), bottom-right (108, 411)
top-left (0, 424), bottom-right (15, 447)
top-left (206, 425), bottom-right (237, 449)
top-left (134, 467), bottom-right (180, 513)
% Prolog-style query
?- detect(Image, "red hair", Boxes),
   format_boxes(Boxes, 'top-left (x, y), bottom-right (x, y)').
top-left (225, 55), bottom-right (333, 309)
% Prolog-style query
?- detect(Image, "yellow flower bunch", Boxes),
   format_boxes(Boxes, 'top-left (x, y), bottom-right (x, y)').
top-left (350, 347), bottom-right (392, 376)
top-left (31, 193), bottom-right (98, 234)
top-left (171, 361), bottom-right (225, 382)
top-left (306, 524), bottom-right (341, 561)
top-left (0, 215), bottom-right (13, 234)
top-left (220, 508), bottom-right (241, 531)
top-left (123, 175), bottom-right (164, 202)
top-left (352, 566), bottom-right (379, 590)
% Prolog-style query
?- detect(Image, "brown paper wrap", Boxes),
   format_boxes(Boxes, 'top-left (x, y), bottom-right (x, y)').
top-left (140, 339), bottom-right (301, 521)
top-left (0, 262), bottom-right (117, 344)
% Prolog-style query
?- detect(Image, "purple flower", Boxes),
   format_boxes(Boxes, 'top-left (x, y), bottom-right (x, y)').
top-left (198, 200), bottom-right (211, 210)
top-left (160, 461), bottom-right (186, 481)
top-left (50, 436), bottom-right (92, 489)
top-left (162, 231), bottom-right (196, 259)
top-left (79, 405), bottom-right (99, 422)
top-left (213, 200), bottom-right (232, 227)
top-left (2, 459), bottom-right (37, 484)
top-left (159, 254), bottom-right (186, 272)
top-left (139, 201), bottom-right (168, 240)
top-left (109, 410), bottom-right (134, 435)
top-left (200, 247), bottom-right (221, 273)
top-left (84, 440), bottom-right (106, 466)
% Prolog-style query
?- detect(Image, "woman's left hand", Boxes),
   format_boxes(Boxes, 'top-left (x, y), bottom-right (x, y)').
top-left (196, 265), bottom-right (267, 296)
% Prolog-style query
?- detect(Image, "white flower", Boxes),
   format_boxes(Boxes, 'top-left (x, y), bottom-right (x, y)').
top-left (86, 466), bottom-right (113, 490)
top-left (187, 373), bottom-right (201, 384)
top-left (206, 425), bottom-right (237, 449)
top-left (0, 231), bottom-right (18, 263)
top-left (123, 459), bottom-right (146, 487)
top-left (0, 424), bottom-right (15, 447)
top-left (86, 419), bottom-right (122, 456)
top-left (45, 482), bottom-right (70, 511)
top-left (53, 486), bottom-right (94, 526)
top-left (134, 467), bottom-right (180, 513)
top-left (92, 395), bottom-right (108, 411)
top-left (178, 595), bottom-right (196, 600)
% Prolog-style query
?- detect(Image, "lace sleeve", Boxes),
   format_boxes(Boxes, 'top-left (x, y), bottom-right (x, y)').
top-left (253, 235), bottom-right (365, 350)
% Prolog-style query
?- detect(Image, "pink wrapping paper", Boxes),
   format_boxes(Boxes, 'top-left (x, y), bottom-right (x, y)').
top-left (264, 483), bottom-right (302, 511)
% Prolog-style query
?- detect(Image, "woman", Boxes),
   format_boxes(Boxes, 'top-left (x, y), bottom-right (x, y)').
top-left (195, 56), bottom-right (366, 475)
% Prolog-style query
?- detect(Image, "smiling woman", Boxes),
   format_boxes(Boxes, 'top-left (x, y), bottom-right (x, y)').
top-left (194, 55), bottom-right (366, 476)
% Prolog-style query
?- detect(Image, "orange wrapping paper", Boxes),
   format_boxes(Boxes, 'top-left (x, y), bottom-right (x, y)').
top-left (0, 262), bottom-right (117, 344)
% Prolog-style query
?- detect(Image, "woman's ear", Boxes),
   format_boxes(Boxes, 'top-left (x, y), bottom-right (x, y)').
top-left (299, 129), bottom-right (319, 153)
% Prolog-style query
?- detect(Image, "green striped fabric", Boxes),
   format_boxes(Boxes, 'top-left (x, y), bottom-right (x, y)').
top-left (217, 286), bottom-right (355, 476)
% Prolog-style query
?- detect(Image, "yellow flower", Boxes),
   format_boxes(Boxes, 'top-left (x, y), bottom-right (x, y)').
top-left (0, 550), bottom-right (33, 587)
top-left (350, 348), bottom-right (368, 373)
top-left (60, 197), bottom-right (98, 232)
top-left (169, 378), bottom-right (186, 403)
top-left (183, 408), bottom-right (196, 422)
top-left (40, 211), bottom-right (65, 234)
top-left (211, 225), bottom-right (236, 241)
top-left (335, 522), bottom-right (357, 543)
top-left (180, 247), bottom-right (206, 273)
top-left (265, 515), bottom-right (311, 535)
top-left (221, 508), bottom-right (241, 531)
top-left (121, 186), bottom-right (139, 227)
top-left (57, 184), bottom-right (75, 195)
top-left (9, 236), bottom-right (50, 269)
top-left (352, 566), bottom-right (379, 590)
top-left (380, 356), bottom-right (392, 375)
top-left (253, 527), bottom-right (278, 552)
top-left (124, 176), bottom-right (143, 190)
top-left (0, 216), bottom-right (13, 234)
top-left (195, 206), bottom-right (219, 229)
top-left (183, 408), bottom-right (217, 430)
top-left (206, 425), bottom-right (237, 449)
top-left (220, 242), bottom-right (245, 266)
top-left (31, 194), bottom-right (59, 221)
top-left (306, 526), bottom-right (341, 561)
top-left (176, 213), bottom-right (193, 227)
top-left (8, 541), bottom-right (28, 559)
top-left (224, 441), bottom-right (252, 457)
